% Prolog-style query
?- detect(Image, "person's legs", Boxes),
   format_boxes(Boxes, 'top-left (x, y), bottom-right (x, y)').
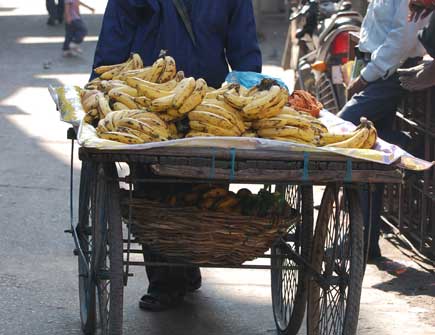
top-left (56, 0), bottom-right (64, 23)
top-left (62, 23), bottom-right (76, 56)
top-left (338, 75), bottom-right (404, 260)
top-left (46, 0), bottom-right (57, 25)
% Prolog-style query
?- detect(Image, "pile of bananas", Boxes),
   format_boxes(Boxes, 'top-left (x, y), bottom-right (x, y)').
top-left (95, 110), bottom-right (169, 144)
top-left (79, 53), bottom-right (378, 150)
top-left (160, 186), bottom-right (287, 217)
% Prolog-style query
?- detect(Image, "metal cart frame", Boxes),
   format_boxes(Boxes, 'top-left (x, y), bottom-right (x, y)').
top-left (66, 129), bottom-right (402, 335)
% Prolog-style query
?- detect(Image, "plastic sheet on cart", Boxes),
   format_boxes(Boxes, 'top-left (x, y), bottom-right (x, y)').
top-left (51, 86), bottom-right (434, 172)
top-left (49, 85), bottom-right (85, 127)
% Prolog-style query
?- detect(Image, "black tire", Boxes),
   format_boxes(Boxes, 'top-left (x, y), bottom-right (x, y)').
top-left (307, 185), bottom-right (364, 335)
top-left (271, 185), bottom-right (313, 335)
top-left (77, 161), bottom-right (97, 334)
top-left (93, 163), bottom-right (124, 335)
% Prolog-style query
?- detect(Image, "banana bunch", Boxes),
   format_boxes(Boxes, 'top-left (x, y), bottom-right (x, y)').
top-left (220, 82), bottom-right (289, 121)
top-left (81, 90), bottom-right (114, 124)
top-left (92, 53), bottom-right (144, 81)
top-left (125, 75), bottom-right (207, 121)
top-left (186, 98), bottom-right (245, 137)
top-left (319, 117), bottom-right (378, 149)
top-left (95, 110), bottom-right (169, 144)
top-left (253, 106), bottom-right (328, 145)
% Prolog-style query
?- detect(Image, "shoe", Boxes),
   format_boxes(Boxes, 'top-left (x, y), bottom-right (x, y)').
top-left (139, 292), bottom-right (184, 312)
top-left (63, 49), bottom-right (79, 57)
top-left (69, 42), bottom-right (83, 54)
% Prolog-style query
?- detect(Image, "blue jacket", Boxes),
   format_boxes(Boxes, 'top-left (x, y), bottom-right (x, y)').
top-left (91, 0), bottom-right (262, 88)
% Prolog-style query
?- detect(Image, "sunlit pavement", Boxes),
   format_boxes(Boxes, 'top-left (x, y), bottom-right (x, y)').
top-left (0, 1), bottom-right (434, 334)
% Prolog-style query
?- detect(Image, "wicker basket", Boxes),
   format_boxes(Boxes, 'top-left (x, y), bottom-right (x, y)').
top-left (123, 198), bottom-right (299, 266)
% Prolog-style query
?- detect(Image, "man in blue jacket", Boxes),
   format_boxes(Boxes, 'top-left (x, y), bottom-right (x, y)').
top-left (91, 0), bottom-right (262, 311)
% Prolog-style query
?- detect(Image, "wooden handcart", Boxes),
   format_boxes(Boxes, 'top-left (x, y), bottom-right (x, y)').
top-left (66, 129), bottom-right (402, 335)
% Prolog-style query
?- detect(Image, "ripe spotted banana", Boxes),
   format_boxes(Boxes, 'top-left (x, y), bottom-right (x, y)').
top-left (98, 131), bottom-right (144, 144)
top-left (109, 86), bottom-right (138, 97)
top-left (189, 120), bottom-right (240, 136)
top-left (188, 110), bottom-right (235, 130)
top-left (258, 126), bottom-right (316, 142)
top-left (149, 94), bottom-right (176, 112)
top-left (108, 90), bottom-right (139, 109)
top-left (193, 103), bottom-right (245, 132)
top-left (149, 57), bottom-right (166, 83)
top-left (178, 79), bottom-right (207, 114)
top-left (325, 127), bottom-right (370, 149)
top-left (133, 96), bottom-right (152, 108)
top-left (361, 122), bottom-right (377, 149)
top-left (223, 91), bottom-right (253, 109)
top-left (158, 56), bottom-right (177, 83)
top-left (116, 127), bottom-right (154, 142)
top-left (253, 114), bottom-right (313, 130)
top-left (97, 95), bottom-right (112, 118)
top-left (173, 77), bottom-right (196, 108)
top-left (242, 85), bottom-right (282, 116)
top-left (125, 77), bottom-right (174, 100)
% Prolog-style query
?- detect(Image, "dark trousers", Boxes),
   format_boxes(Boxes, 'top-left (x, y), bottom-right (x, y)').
top-left (134, 166), bottom-right (202, 296)
top-left (46, 0), bottom-right (64, 21)
top-left (63, 19), bottom-right (88, 50)
top-left (419, 15), bottom-right (435, 58)
top-left (337, 59), bottom-right (419, 256)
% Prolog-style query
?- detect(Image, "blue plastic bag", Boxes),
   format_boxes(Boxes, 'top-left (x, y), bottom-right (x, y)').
top-left (225, 71), bottom-right (289, 92)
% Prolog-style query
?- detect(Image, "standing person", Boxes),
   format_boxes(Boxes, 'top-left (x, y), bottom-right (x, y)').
top-left (398, 0), bottom-right (435, 90)
top-left (91, 0), bottom-right (262, 311)
top-left (338, 0), bottom-right (430, 262)
top-left (63, 1), bottom-right (95, 57)
top-left (46, 0), bottom-right (64, 26)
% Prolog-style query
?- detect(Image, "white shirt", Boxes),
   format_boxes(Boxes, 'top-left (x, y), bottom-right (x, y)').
top-left (359, 0), bottom-right (430, 82)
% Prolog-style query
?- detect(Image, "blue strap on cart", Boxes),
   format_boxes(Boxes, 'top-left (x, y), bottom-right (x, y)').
top-left (302, 152), bottom-right (310, 182)
top-left (230, 148), bottom-right (236, 181)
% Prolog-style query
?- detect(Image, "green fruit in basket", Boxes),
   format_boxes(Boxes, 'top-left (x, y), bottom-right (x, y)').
top-left (236, 188), bottom-right (252, 199)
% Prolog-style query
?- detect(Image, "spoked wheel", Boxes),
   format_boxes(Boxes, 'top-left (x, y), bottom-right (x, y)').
top-left (271, 185), bottom-right (313, 335)
top-left (93, 163), bottom-right (124, 335)
top-left (307, 184), bottom-right (364, 335)
top-left (77, 161), bottom-right (97, 334)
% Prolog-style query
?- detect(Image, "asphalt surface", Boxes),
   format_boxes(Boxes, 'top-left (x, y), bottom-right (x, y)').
top-left (0, 1), bottom-right (434, 335)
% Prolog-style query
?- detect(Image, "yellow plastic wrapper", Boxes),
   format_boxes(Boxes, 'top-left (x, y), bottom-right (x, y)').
top-left (49, 85), bottom-right (85, 127)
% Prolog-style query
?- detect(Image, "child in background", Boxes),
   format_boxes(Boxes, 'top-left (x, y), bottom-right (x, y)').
top-left (63, 0), bottom-right (95, 57)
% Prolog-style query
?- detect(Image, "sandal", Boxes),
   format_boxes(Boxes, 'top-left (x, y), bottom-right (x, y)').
top-left (139, 292), bottom-right (184, 312)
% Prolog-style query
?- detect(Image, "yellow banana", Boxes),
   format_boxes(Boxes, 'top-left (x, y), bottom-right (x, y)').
top-left (83, 114), bottom-right (94, 124)
top-left (223, 91), bottom-right (254, 109)
top-left (325, 127), bottom-right (370, 149)
top-left (98, 131), bottom-right (144, 144)
top-left (200, 197), bottom-right (217, 210)
top-left (318, 132), bottom-right (355, 146)
top-left (178, 78), bottom-right (207, 114)
top-left (149, 94), bottom-right (176, 113)
top-left (131, 53), bottom-right (144, 69)
top-left (133, 96), bottom-right (151, 108)
top-left (361, 123), bottom-right (377, 149)
top-left (109, 86), bottom-right (138, 97)
top-left (173, 77), bottom-right (196, 108)
top-left (116, 127), bottom-right (154, 143)
top-left (167, 108), bottom-right (183, 118)
top-left (136, 78), bottom-right (179, 91)
top-left (242, 85), bottom-right (282, 116)
top-left (253, 114), bottom-right (313, 130)
top-left (150, 57), bottom-right (166, 83)
top-left (188, 111), bottom-right (239, 133)
top-left (158, 56), bottom-right (177, 83)
top-left (126, 77), bottom-right (174, 100)
top-left (108, 90), bottom-right (139, 109)
top-left (82, 93), bottom-right (100, 112)
top-left (87, 108), bottom-right (99, 118)
top-left (215, 196), bottom-right (239, 211)
top-left (258, 126), bottom-right (316, 142)
top-left (94, 62), bottom-right (125, 75)
top-left (201, 99), bottom-right (239, 114)
top-left (97, 95), bottom-right (112, 118)
top-left (193, 103), bottom-right (245, 133)
top-left (203, 188), bottom-right (229, 199)
top-left (255, 94), bottom-right (288, 120)
top-left (114, 118), bottom-right (166, 139)
top-left (118, 67), bottom-right (154, 81)
top-left (204, 86), bottom-right (231, 99)
top-left (186, 131), bottom-right (216, 138)
top-left (189, 120), bottom-right (240, 136)
top-left (167, 123), bottom-right (179, 139)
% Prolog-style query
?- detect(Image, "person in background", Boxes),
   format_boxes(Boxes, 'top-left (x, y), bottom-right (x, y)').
top-left (338, 0), bottom-right (430, 262)
top-left (398, 0), bottom-right (435, 90)
top-left (62, 0), bottom-right (94, 57)
top-left (46, 0), bottom-right (64, 26)
top-left (91, 0), bottom-right (262, 311)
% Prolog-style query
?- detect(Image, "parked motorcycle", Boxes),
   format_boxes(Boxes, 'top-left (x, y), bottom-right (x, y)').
top-left (282, 0), bottom-right (362, 113)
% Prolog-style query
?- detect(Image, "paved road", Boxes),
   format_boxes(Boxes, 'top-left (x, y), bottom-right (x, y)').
top-left (0, 1), bottom-right (434, 335)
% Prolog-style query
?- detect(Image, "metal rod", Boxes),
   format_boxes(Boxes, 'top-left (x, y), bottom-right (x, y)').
top-left (125, 261), bottom-right (299, 270)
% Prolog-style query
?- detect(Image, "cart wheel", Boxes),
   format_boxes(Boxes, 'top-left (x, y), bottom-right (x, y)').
top-left (271, 185), bottom-right (313, 335)
top-left (93, 163), bottom-right (124, 335)
top-left (77, 161), bottom-right (96, 334)
top-left (307, 184), bottom-right (364, 335)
